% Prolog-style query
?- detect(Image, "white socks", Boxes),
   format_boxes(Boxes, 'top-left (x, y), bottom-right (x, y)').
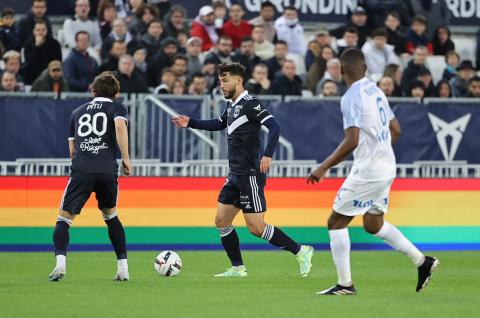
top-left (329, 229), bottom-right (352, 287)
top-left (56, 255), bottom-right (66, 268)
top-left (374, 221), bottom-right (425, 267)
top-left (117, 259), bottom-right (129, 272)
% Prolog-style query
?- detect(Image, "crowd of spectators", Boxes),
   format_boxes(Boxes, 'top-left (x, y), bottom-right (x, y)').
top-left (1, 0), bottom-right (480, 99)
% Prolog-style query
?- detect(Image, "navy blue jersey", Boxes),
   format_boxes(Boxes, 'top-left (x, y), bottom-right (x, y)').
top-left (68, 97), bottom-right (128, 176)
top-left (220, 91), bottom-right (273, 175)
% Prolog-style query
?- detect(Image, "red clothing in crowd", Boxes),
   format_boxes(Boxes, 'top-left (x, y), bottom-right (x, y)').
top-left (222, 20), bottom-right (252, 49)
top-left (191, 20), bottom-right (215, 52)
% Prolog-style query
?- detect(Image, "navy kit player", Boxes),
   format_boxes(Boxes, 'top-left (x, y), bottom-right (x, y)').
top-left (307, 49), bottom-right (438, 295)
top-left (173, 63), bottom-right (314, 277)
top-left (49, 72), bottom-right (132, 281)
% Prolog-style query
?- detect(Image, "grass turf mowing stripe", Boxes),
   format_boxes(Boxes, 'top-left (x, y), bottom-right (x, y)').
top-left (1, 226), bottom-right (479, 244)
top-left (2, 243), bottom-right (480, 252)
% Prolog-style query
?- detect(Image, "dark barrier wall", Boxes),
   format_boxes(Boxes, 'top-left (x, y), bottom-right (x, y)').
top-left (1, 97), bottom-right (479, 163)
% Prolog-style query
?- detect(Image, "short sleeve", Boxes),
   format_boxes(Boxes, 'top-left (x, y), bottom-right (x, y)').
top-left (246, 102), bottom-right (273, 124)
top-left (114, 104), bottom-right (129, 124)
top-left (340, 93), bottom-right (362, 129)
top-left (385, 102), bottom-right (395, 121)
top-left (68, 113), bottom-right (75, 141)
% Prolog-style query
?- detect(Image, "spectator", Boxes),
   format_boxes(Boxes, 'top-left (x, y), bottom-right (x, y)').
top-left (163, 5), bottom-right (189, 38)
top-left (139, 19), bottom-right (166, 63)
top-left (63, 31), bottom-right (99, 92)
top-left (202, 61), bottom-right (217, 91)
top-left (149, 0), bottom-right (171, 20)
top-left (116, 54), bottom-right (149, 94)
top-left (362, 28), bottom-right (399, 81)
top-left (378, 76), bottom-right (395, 97)
top-left (232, 36), bottom-right (261, 80)
top-left (318, 79), bottom-right (338, 97)
top-left (212, 1), bottom-right (227, 31)
top-left (442, 51), bottom-right (460, 81)
top-left (148, 37), bottom-right (178, 86)
top-left (401, 46), bottom-right (428, 94)
top-left (330, 6), bottom-right (369, 48)
top-left (132, 47), bottom-right (147, 74)
top-left (185, 37), bottom-right (203, 80)
top-left (467, 76), bottom-right (480, 98)
top-left (305, 29), bottom-right (331, 70)
top-left (188, 72), bottom-right (208, 95)
top-left (0, 71), bottom-right (20, 92)
top-left (153, 68), bottom-right (175, 94)
top-left (384, 11), bottom-right (407, 56)
top-left (432, 26), bottom-right (455, 56)
top-left (336, 27), bottom-right (359, 56)
top-left (101, 18), bottom-right (137, 60)
top-left (436, 79), bottom-right (451, 98)
top-left (245, 63), bottom-right (272, 95)
top-left (410, 0), bottom-right (450, 39)
top-left (384, 63), bottom-right (403, 97)
top-left (191, 6), bottom-right (217, 52)
top-left (97, 0), bottom-right (117, 40)
top-left (100, 40), bottom-right (126, 72)
top-left (265, 40), bottom-right (288, 80)
top-left (0, 8), bottom-right (20, 51)
top-left (359, 0), bottom-right (410, 29)
top-left (274, 6), bottom-right (305, 55)
top-left (204, 35), bottom-right (233, 66)
top-left (315, 58), bottom-right (347, 95)
top-left (125, 0), bottom-right (144, 21)
top-left (408, 80), bottom-right (425, 98)
top-left (171, 54), bottom-right (188, 82)
top-left (252, 25), bottom-right (274, 61)
top-left (417, 68), bottom-right (436, 97)
top-left (2, 50), bottom-right (24, 91)
top-left (31, 60), bottom-right (69, 93)
top-left (128, 3), bottom-right (158, 37)
top-left (221, 3), bottom-right (252, 50)
top-left (172, 79), bottom-right (185, 95)
top-left (63, 0), bottom-right (102, 50)
top-left (306, 45), bottom-right (336, 93)
top-left (249, 1), bottom-right (276, 42)
top-left (271, 59), bottom-right (302, 96)
top-left (405, 15), bottom-right (432, 54)
top-left (450, 60), bottom-right (476, 97)
top-left (16, 0), bottom-right (52, 46)
top-left (22, 20), bottom-right (62, 85)
top-left (176, 31), bottom-right (188, 54)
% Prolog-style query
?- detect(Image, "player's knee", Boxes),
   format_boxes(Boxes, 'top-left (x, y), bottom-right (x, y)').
top-left (363, 222), bottom-right (381, 235)
top-left (215, 215), bottom-right (230, 228)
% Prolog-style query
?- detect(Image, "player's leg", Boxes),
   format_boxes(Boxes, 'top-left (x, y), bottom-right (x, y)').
top-left (214, 176), bottom-right (245, 277)
top-left (363, 211), bottom-right (439, 292)
top-left (50, 176), bottom-right (92, 281)
top-left (95, 174), bottom-right (128, 281)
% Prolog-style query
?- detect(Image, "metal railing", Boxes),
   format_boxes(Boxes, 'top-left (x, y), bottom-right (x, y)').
top-left (2, 159), bottom-right (479, 178)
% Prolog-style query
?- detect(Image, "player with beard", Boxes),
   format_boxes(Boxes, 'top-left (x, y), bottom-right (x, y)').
top-left (172, 63), bottom-right (314, 277)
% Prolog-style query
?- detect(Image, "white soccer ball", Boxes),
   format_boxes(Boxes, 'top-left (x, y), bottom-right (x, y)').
top-left (154, 251), bottom-right (182, 276)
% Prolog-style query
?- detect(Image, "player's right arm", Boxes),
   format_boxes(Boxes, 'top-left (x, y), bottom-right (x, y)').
top-left (172, 107), bottom-right (228, 131)
top-left (389, 118), bottom-right (401, 145)
top-left (115, 119), bottom-right (131, 176)
top-left (68, 113), bottom-right (75, 160)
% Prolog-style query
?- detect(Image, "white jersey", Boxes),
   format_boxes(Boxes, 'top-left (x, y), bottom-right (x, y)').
top-left (340, 77), bottom-right (396, 182)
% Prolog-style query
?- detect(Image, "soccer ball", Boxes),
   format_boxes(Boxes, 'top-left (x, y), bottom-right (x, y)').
top-left (154, 251), bottom-right (182, 276)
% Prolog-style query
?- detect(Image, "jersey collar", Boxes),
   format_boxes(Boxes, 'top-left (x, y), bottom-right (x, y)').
top-left (231, 90), bottom-right (249, 107)
top-left (92, 97), bottom-right (113, 103)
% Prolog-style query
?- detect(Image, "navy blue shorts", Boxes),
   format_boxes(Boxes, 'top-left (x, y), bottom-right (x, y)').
top-left (60, 174), bottom-right (118, 214)
top-left (218, 173), bottom-right (267, 213)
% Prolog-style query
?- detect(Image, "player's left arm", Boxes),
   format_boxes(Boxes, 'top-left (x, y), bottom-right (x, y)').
top-left (389, 118), bottom-right (401, 145)
top-left (246, 102), bottom-right (280, 173)
top-left (114, 105), bottom-right (131, 176)
top-left (68, 113), bottom-right (75, 160)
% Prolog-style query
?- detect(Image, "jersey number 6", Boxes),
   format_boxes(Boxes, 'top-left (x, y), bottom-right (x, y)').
top-left (376, 97), bottom-right (387, 127)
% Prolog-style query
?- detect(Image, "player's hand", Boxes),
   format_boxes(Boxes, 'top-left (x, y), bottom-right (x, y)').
top-left (306, 165), bottom-right (328, 185)
top-left (260, 156), bottom-right (272, 174)
top-left (172, 115), bottom-right (190, 128)
top-left (122, 159), bottom-right (132, 176)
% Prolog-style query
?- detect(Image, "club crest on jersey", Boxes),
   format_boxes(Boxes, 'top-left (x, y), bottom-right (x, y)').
top-left (253, 104), bottom-right (261, 111)
top-left (234, 105), bottom-right (243, 118)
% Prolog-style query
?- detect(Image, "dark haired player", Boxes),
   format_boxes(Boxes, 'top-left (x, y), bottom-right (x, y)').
top-left (173, 63), bottom-right (314, 277)
top-left (49, 72), bottom-right (132, 282)
top-left (307, 48), bottom-right (438, 295)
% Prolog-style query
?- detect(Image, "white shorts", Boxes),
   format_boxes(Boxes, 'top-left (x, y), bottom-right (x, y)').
top-left (333, 177), bottom-right (394, 217)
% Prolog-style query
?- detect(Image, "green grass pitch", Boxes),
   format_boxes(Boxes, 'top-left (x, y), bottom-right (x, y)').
top-left (0, 251), bottom-right (478, 318)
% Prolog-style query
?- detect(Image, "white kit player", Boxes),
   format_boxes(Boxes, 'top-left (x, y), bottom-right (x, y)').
top-left (307, 48), bottom-right (439, 295)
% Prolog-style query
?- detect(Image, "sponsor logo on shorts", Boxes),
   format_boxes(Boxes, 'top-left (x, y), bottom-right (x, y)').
top-left (353, 199), bottom-right (373, 208)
